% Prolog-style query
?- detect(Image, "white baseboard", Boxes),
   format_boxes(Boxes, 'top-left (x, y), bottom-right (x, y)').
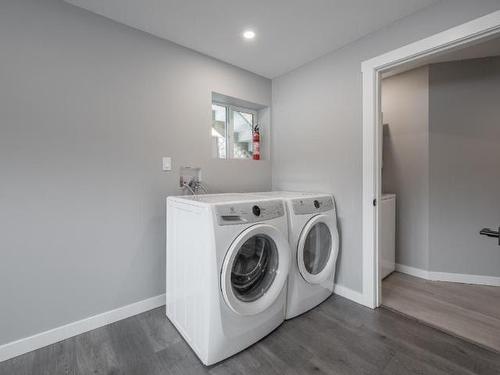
top-left (0, 294), bottom-right (166, 363)
top-left (334, 284), bottom-right (367, 306)
top-left (395, 264), bottom-right (430, 279)
top-left (395, 264), bottom-right (500, 287)
top-left (429, 271), bottom-right (500, 286)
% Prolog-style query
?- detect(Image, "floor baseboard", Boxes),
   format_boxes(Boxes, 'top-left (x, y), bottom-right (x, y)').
top-left (0, 294), bottom-right (166, 363)
top-left (395, 264), bottom-right (500, 287)
top-left (395, 264), bottom-right (430, 279)
top-left (334, 284), bottom-right (367, 306)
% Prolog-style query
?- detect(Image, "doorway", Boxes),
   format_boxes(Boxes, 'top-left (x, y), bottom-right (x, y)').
top-left (361, 12), bottom-right (500, 353)
top-left (361, 10), bottom-right (500, 310)
top-left (378, 45), bottom-right (500, 351)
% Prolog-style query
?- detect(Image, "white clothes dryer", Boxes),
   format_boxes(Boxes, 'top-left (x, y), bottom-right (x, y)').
top-left (252, 191), bottom-right (339, 319)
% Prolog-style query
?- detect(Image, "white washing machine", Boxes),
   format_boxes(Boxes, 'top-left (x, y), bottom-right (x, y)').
top-left (252, 191), bottom-right (339, 319)
top-left (166, 194), bottom-right (291, 365)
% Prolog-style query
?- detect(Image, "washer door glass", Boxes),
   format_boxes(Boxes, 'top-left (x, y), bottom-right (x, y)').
top-left (221, 224), bottom-right (290, 316)
top-left (231, 235), bottom-right (279, 302)
top-left (303, 222), bottom-right (332, 275)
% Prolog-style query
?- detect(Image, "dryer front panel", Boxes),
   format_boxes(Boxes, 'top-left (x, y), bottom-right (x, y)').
top-left (297, 214), bottom-right (339, 285)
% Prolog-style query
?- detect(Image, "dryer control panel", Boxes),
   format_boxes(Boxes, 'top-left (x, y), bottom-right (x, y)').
top-left (216, 200), bottom-right (284, 226)
top-left (292, 196), bottom-right (335, 215)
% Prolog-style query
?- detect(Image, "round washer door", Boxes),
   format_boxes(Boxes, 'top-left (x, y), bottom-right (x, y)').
top-left (221, 224), bottom-right (290, 316)
top-left (297, 214), bottom-right (339, 284)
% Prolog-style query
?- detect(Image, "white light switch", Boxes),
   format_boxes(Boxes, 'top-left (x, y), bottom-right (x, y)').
top-left (162, 157), bottom-right (172, 171)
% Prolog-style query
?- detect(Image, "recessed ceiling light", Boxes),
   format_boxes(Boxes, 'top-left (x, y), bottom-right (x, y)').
top-left (243, 30), bottom-right (256, 40)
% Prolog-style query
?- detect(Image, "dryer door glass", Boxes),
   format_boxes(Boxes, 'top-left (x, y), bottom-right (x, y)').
top-left (303, 222), bottom-right (332, 275)
top-left (231, 234), bottom-right (279, 302)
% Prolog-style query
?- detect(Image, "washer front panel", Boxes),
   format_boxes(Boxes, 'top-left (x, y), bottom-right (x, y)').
top-left (221, 224), bottom-right (290, 316)
top-left (216, 200), bottom-right (284, 226)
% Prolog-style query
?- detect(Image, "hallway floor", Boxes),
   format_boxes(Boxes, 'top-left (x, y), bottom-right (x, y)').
top-left (383, 272), bottom-right (500, 353)
top-left (2, 294), bottom-right (500, 375)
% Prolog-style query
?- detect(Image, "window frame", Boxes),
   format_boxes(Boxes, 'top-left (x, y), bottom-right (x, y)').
top-left (212, 101), bottom-right (257, 160)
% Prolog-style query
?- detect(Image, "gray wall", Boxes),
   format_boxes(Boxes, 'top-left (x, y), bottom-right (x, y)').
top-left (0, 0), bottom-right (271, 346)
top-left (429, 57), bottom-right (500, 277)
top-left (272, 0), bottom-right (500, 292)
top-left (381, 67), bottom-right (430, 270)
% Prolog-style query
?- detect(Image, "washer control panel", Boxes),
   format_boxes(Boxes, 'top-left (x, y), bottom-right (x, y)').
top-left (216, 200), bottom-right (284, 225)
top-left (292, 196), bottom-right (334, 215)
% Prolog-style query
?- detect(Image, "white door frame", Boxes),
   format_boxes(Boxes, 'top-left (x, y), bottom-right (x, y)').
top-left (361, 10), bottom-right (500, 309)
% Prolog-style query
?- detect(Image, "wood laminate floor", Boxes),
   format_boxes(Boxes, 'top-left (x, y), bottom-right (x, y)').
top-left (1, 294), bottom-right (500, 375)
top-left (383, 272), bottom-right (500, 354)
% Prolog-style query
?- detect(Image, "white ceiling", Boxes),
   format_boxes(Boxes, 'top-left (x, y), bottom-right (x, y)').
top-left (65, 0), bottom-right (439, 78)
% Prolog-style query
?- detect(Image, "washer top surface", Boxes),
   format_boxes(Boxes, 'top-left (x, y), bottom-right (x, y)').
top-left (252, 191), bottom-right (326, 198)
top-left (170, 193), bottom-right (264, 204)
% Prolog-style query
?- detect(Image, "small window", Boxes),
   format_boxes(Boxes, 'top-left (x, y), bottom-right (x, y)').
top-left (212, 102), bottom-right (256, 159)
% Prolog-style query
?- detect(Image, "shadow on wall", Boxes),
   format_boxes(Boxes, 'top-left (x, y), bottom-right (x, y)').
top-left (334, 217), bottom-right (344, 284)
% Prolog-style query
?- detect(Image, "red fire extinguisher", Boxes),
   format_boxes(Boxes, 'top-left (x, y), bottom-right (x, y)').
top-left (252, 124), bottom-right (260, 160)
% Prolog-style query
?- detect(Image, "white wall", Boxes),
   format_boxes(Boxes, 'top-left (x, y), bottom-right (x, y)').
top-left (0, 0), bottom-right (271, 346)
top-left (381, 67), bottom-right (430, 271)
top-left (272, 0), bottom-right (500, 292)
